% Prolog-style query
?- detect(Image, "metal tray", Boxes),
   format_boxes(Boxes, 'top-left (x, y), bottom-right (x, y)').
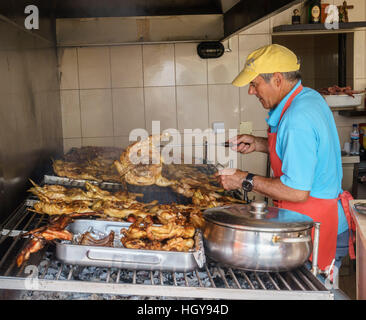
top-left (56, 219), bottom-right (205, 272)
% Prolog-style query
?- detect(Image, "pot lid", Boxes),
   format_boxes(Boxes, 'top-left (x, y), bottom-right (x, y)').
top-left (203, 202), bottom-right (314, 232)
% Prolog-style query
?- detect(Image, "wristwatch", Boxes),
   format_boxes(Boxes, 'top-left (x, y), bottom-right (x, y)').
top-left (242, 173), bottom-right (255, 192)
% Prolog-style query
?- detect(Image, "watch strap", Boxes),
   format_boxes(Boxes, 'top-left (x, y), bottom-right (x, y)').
top-left (245, 173), bottom-right (255, 183)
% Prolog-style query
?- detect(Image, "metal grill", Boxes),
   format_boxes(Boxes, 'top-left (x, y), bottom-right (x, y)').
top-left (0, 176), bottom-right (334, 300)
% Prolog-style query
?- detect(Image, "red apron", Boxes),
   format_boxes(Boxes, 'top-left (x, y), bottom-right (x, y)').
top-left (268, 84), bottom-right (356, 271)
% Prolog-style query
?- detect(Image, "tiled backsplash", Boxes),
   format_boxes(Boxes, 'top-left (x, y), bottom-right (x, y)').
top-left (59, 0), bottom-right (366, 175)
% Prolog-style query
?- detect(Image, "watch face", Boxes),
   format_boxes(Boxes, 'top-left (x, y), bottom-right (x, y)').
top-left (242, 180), bottom-right (253, 192)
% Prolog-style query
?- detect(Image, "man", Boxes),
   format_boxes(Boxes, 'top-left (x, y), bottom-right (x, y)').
top-left (216, 44), bottom-right (355, 273)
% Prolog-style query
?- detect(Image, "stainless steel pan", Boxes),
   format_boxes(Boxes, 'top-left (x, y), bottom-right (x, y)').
top-left (202, 202), bottom-right (314, 272)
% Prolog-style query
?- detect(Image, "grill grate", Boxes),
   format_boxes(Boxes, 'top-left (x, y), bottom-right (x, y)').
top-left (0, 202), bottom-right (333, 300)
top-left (0, 176), bottom-right (333, 300)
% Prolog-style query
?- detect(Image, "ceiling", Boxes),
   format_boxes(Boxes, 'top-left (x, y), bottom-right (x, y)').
top-left (0, 0), bottom-right (241, 18)
top-left (54, 0), bottom-right (241, 18)
top-left (0, 0), bottom-right (301, 41)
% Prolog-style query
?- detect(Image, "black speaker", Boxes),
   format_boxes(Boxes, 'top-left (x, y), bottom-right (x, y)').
top-left (197, 41), bottom-right (225, 59)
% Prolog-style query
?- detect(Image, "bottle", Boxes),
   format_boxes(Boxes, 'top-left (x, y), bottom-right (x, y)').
top-left (350, 124), bottom-right (360, 156)
top-left (308, 0), bottom-right (321, 24)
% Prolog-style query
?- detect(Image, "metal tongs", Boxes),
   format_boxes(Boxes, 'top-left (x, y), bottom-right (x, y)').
top-left (158, 141), bottom-right (250, 148)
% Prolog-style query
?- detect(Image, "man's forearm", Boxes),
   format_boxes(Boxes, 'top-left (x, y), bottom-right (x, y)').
top-left (255, 137), bottom-right (269, 153)
top-left (252, 176), bottom-right (309, 202)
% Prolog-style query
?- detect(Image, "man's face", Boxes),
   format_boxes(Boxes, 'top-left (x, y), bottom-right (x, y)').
top-left (248, 75), bottom-right (280, 110)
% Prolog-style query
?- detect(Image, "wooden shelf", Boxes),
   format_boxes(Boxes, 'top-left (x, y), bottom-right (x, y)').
top-left (273, 21), bottom-right (366, 33)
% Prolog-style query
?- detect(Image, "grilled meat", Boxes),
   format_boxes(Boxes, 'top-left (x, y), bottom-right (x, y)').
top-left (79, 231), bottom-right (115, 247)
top-left (146, 222), bottom-right (195, 241)
top-left (16, 238), bottom-right (46, 267)
top-left (162, 237), bottom-right (194, 252)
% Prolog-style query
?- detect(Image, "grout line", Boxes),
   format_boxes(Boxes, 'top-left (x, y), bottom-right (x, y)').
top-left (76, 47), bottom-right (83, 142)
top-left (141, 44), bottom-right (147, 132)
top-left (206, 56), bottom-right (210, 129)
top-left (238, 35), bottom-right (242, 125)
top-left (174, 43), bottom-right (178, 130)
top-left (108, 46), bottom-right (115, 142)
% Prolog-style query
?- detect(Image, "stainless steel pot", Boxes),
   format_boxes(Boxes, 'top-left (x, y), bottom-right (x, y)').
top-left (202, 201), bottom-right (314, 272)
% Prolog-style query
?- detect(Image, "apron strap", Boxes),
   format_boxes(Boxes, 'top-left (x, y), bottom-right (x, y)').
top-left (338, 191), bottom-right (356, 259)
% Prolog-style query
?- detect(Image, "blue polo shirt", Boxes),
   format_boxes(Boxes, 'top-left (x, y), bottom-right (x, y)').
top-left (266, 80), bottom-right (348, 234)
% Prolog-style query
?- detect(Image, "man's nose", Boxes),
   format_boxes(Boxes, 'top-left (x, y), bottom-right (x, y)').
top-left (248, 85), bottom-right (256, 95)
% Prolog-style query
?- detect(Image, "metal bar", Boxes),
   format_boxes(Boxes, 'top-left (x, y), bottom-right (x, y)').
top-left (132, 270), bottom-right (136, 284)
top-left (286, 272), bottom-right (306, 291)
top-left (0, 202), bottom-right (26, 231)
top-left (204, 264), bottom-right (216, 288)
top-left (240, 271), bottom-right (255, 290)
top-left (39, 260), bottom-right (51, 280)
top-left (254, 272), bottom-right (267, 290)
top-left (116, 269), bottom-right (121, 283)
top-left (194, 269), bottom-right (203, 287)
top-left (106, 269), bottom-right (111, 283)
top-left (228, 268), bottom-right (241, 289)
top-left (0, 277), bottom-right (334, 300)
top-left (67, 266), bottom-right (74, 280)
top-left (56, 264), bottom-right (64, 281)
top-left (294, 269), bottom-right (318, 291)
top-left (183, 272), bottom-right (189, 287)
top-left (0, 208), bottom-right (32, 246)
top-left (312, 222), bottom-right (321, 276)
top-left (217, 266), bottom-right (230, 288)
top-left (150, 271), bottom-right (154, 285)
top-left (159, 271), bottom-right (164, 285)
top-left (275, 272), bottom-right (292, 290)
top-left (172, 272), bottom-right (177, 286)
top-left (266, 273), bottom-right (280, 291)
top-left (0, 229), bottom-right (27, 237)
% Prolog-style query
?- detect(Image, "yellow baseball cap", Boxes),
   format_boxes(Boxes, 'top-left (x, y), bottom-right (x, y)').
top-left (232, 44), bottom-right (300, 87)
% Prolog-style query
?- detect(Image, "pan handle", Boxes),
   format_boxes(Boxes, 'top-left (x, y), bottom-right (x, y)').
top-left (87, 249), bottom-right (161, 264)
top-left (272, 235), bottom-right (312, 244)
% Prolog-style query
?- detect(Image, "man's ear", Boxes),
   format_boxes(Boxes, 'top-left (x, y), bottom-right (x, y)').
top-left (272, 72), bottom-right (284, 88)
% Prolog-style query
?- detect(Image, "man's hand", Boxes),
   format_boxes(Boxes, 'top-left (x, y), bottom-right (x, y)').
top-left (229, 135), bottom-right (256, 154)
top-left (228, 134), bottom-right (269, 154)
top-left (214, 168), bottom-right (248, 191)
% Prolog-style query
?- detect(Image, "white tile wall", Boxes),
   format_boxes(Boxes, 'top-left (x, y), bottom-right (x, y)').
top-left (208, 84), bottom-right (240, 130)
top-left (59, 48), bottom-right (79, 90)
top-left (60, 90), bottom-right (81, 138)
top-left (78, 47), bottom-right (111, 89)
top-left (143, 44), bottom-right (175, 87)
top-left (80, 89), bottom-right (114, 137)
top-left (175, 43), bottom-right (207, 85)
top-left (144, 86), bottom-right (177, 132)
top-left (176, 85), bottom-right (209, 130)
top-left (110, 45), bottom-right (143, 88)
top-left (112, 88), bottom-right (145, 136)
top-left (208, 36), bottom-right (239, 84)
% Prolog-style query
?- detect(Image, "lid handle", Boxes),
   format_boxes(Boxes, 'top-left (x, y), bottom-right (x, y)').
top-left (250, 201), bottom-right (268, 219)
